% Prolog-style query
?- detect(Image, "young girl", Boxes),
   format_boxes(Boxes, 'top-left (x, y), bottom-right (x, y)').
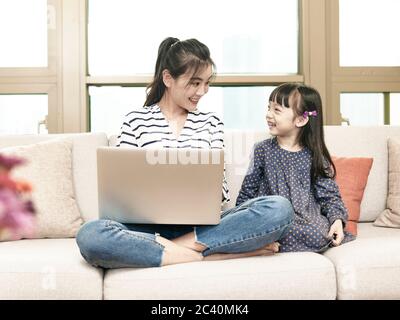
top-left (76, 37), bottom-right (294, 269)
top-left (237, 83), bottom-right (355, 252)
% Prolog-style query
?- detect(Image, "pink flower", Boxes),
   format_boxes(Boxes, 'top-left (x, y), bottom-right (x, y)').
top-left (0, 174), bottom-right (18, 191)
top-left (0, 185), bottom-right (36, 240)
top-left (0, 153), bottom-right (36, 240)
top-left (0, 154), bottom-right (26, 171)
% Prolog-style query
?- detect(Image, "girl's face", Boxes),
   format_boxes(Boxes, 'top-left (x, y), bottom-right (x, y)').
top-left (266, 94), bottom-right (307, 137)
top-left (164, 64), bottom-right (213, 112)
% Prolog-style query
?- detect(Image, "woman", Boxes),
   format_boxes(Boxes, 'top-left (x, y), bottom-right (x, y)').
top-left (76, 37), bottom-right (293, 268)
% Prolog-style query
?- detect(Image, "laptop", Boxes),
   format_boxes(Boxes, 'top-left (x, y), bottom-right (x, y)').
top-left (97, 147), bottom-right (224, 225)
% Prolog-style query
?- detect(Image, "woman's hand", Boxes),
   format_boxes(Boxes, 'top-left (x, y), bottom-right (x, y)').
top-left (328, 219), bottom-right (344, 246)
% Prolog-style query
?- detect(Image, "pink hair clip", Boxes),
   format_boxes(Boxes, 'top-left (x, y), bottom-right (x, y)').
top-left (303, 110), bottom-right (317, 118)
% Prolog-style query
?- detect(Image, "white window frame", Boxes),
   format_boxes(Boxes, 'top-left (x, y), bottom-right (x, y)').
top-left (81, 0), bottom-right (314, 132)
top-left (327, 0), bottom-right (400, 124)
top-left (0, 0), bottom-right (62, 133)
top-left (5, 0), bottom-right (399, 133)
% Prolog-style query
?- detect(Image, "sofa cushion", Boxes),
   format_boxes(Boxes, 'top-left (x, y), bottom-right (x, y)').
top-left (103, 252), bottom-right (336, 300)
top-left (324, 126), bottom-right (400, 222)
top-left (323, 222), bottom-right (400, 299)
top-left (1, 139), bottom-right (83, 239)
top-left (0, 133), bottom-right (109, 222)
top-left (332, 156), bottom-right (373, 235)
top-left (0, 238), bottom-right (103, 299)
top-left (374, 137), bottom-right (400, 228)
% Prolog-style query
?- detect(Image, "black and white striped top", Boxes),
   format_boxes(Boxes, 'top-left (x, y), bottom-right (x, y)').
top-left (117, 104), bottom-right (230, 204)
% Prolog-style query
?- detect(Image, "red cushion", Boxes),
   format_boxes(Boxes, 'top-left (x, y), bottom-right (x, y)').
top-left (332, 157), bottom-right (373, 235)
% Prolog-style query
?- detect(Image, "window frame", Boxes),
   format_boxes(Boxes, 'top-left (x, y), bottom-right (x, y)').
top-left (4, 0), bottom-right (398, 133)
top-left (83, 0), bottom-right (311, 132)
top-left (0, 86), bottom-right (57, 133)
top-left (0, 0), bottom-right (62, 133)
top-left (328, 0), bottom-right (400, 124)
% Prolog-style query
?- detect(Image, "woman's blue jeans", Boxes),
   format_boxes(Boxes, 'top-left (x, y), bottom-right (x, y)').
top-left (76, 195), bottom-right (294, 269)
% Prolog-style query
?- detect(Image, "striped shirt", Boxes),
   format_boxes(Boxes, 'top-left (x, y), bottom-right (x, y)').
top-left (116, 104), bottom-right (230, 204)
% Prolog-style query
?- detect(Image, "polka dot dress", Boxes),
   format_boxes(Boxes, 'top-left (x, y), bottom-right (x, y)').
top-left (236, 137), bottom-right (355, 253)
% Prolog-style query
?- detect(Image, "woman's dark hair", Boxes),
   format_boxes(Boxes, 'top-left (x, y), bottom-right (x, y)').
top-left (269, 83), bottom-right (336, 183)
top-left (144, 37), bottom-right (216, 107)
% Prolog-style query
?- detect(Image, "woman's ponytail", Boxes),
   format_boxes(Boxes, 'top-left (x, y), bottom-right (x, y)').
top-left (144, 37), bottom-right (179, 107)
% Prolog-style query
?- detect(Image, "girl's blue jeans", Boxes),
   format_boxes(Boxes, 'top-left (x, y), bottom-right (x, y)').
top-left (76, 195), bottom-right (294, 269)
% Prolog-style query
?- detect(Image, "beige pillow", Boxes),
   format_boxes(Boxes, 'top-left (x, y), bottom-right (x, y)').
top-left (374, 137), bottom-right (400, 228)
top-left (0, 139), bottom-right (83, 240)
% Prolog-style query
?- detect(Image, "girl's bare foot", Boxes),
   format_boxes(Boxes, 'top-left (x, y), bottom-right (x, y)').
top-left (265, 242), bottom-right (280, 253)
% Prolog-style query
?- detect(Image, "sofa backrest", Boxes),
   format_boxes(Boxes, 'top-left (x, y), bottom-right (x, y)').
top-left (223, 126), bottom-right (400, 222)
top-left (2, 126), bottom-right (399, 224)
top-left (0, 133), bottom-right (108, 223)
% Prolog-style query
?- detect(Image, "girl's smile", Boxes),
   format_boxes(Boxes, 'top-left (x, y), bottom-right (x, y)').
top-left (266, 101), bottom-right (296, 136)
top-left (267, 120), bottom-right (276, 129)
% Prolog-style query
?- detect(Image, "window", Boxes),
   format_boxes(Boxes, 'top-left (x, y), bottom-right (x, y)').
top-left (0, 0), bottom-right (48, 67)
top-left (89, 86), bottom-right (146, 135)
top-left (339, 0), bottom-right (400, 67)
top-left (3, 1), bottom-right (399, 133)
top-left (0, 0), bottom-right (59, 134)
top-left (327, 0), bottom-right (400, 126)
top-left (87, 0), bottom-right (299, 133)
top-left (390, 93), bottom-right (400, 125)
top-left (340, 93), bottom-right (400, 125)
top-left (340, 93), bottom-right (384, 125)
top-left (89, 86), bottom-right (275, 136)
top-left (202, 87), bottom-right (276, 130)
top-left (0, 95), bottom-right (48, 134)
top-left (88, 0), bottom-right (298, 76)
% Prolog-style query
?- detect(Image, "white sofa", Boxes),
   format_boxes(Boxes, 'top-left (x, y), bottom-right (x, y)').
top-left (1, 126), bottom-right (400, 300)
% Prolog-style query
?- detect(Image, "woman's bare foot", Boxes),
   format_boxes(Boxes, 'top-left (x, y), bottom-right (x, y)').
top-left (156, 235), bottom-right (203, 266)
top-left (171, 231), bottom-right (207, 252)
top-left (158, 231), bottom-right (280, 265)
top-left (203, 242), bottom-right (280, 262)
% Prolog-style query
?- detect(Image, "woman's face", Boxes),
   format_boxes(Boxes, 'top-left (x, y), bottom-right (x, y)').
top-left (166, 64), bottom-right (213, 112)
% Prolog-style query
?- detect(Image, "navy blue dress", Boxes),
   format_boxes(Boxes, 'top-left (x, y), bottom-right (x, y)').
top-left (236, 137), bottom-right (355, 253)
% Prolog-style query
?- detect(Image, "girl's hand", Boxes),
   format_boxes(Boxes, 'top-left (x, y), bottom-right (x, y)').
top-left (328, 219), bottom-right (344, 246)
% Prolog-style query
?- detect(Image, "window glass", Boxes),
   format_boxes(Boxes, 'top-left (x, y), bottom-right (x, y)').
top-left (391, 93), bottom-right (400, 125)
top-left (89, 86), bottom-right (274, 135)
top-left (340, 93), bottom-right (384, 125)
top-left (0, 95), bottom-right (48, 134)
top-left (0, 0), bottom-right (48, 67)
top-left (339, 0), bottom-right (400, 66)
top-left (88, 0), bottom-right (298, 75)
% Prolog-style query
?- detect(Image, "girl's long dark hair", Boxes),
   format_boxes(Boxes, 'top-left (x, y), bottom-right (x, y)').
top-left (269, 83), bottom-right (336, 184)
top-left (144, 37), bottom-right (216, 107)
